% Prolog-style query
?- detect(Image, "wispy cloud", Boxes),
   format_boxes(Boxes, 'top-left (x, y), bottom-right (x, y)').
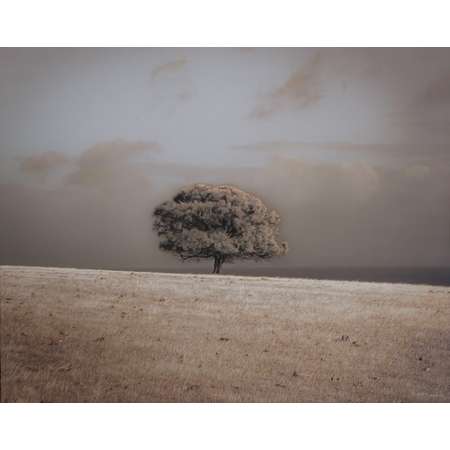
top-left (17, 139), bottom-right (161, 192)
top-left (66, 139), bottom-right (161, 194)
top-left (150, 58), bottom-right (192, 106)
top-left (233, 141), bottom-right (384, 153)
top-left (250, 53), bottom-right (322, 119)
top-left (232, 140), bottom-right (450, 165)
top-left (20, 151), bottom-right (70, 175)
top-left (151, 59), bottom-right (188, 81)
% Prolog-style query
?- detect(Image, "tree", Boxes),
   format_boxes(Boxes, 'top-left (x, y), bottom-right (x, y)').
top-left (153, 184), bottom-right (288, 274)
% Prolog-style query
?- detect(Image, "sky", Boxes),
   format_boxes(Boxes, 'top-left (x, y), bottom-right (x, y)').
top-left (1, 48), bottom-right (449, 270)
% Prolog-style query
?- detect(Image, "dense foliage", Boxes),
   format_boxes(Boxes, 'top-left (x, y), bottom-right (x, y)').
top-left (153, 184), bottom-right (288, 273)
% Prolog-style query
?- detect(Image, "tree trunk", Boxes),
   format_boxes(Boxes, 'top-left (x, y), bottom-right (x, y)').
top-left (212, 255), bottom-right (224, 274)
top-left (216, 256), bottom-right (222, 274)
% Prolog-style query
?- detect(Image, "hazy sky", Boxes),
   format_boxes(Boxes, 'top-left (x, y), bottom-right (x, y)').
top-left (1, 48), bottom-right (449, 270)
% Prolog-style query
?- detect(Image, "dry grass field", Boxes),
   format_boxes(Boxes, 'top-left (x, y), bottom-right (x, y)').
top-left (1, 265), bottom-right (449, 402)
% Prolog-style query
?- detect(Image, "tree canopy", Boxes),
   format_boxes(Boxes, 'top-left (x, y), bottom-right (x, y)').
top-left (153, 184), bottom-right (288, 273)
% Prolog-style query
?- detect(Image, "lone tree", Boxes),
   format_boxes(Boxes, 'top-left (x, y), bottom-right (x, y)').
top-left (153, 184), bottom-right (288, 274)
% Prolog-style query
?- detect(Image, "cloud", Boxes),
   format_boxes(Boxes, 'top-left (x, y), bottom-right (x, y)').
top-left (20, 151), bottom-right (69, 173)
top-left (66, 139), bottom-right (161, 194)
top-left (233, 140), bottom-right (384, 153)
top-left (151, 59), bottom-right (188, 81)
top-left (150, 58), bottom-right (192, 108)
top-left (19, 151), bottom-right (71, 183)
top-left (232, 140), bottom-right (450, 166)
top-left (250, 53), bottom-right (322, 118)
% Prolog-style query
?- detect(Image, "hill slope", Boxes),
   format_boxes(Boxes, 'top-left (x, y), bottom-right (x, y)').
top-left (1, 265), bottom-right (449, 402)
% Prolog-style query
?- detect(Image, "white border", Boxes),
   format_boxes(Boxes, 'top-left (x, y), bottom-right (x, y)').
top-left (1, 404), bottom-right (450, 450)
top-left (0, 0), bottom-right (450, 46)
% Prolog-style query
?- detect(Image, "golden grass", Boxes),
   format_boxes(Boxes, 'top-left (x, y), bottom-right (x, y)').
top-left (1, 266), bottom-right (449, 402)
